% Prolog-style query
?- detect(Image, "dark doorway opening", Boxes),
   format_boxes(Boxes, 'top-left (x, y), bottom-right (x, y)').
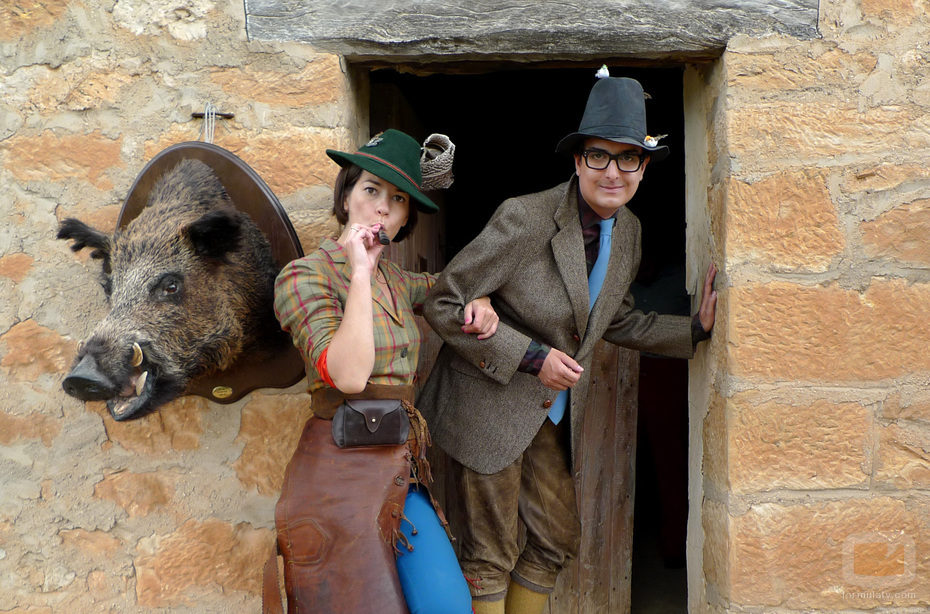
top-left (370, 64), bottom-right (689, 613)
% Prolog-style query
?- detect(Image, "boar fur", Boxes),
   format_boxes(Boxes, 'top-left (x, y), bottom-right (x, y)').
top-left (58, 158), bottom-right (281, 420)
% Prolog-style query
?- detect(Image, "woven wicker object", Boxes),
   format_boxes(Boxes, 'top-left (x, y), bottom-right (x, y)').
top-left (420, 133), bottom-right (455, 190)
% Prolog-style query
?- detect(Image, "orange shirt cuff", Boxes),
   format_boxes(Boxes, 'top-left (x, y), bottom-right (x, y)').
top-left (314, 347), bottom-right (336, 388)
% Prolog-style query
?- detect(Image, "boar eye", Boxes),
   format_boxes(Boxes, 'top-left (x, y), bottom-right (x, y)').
top-left (153, 273), bottom-right (183, 301)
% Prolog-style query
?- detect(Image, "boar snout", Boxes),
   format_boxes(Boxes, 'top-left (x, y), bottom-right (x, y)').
top-left (63, 354), bottom-right (117, 401)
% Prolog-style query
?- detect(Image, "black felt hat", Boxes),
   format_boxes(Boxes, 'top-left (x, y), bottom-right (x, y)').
top-left (556, 77), bottom-right (669, 162)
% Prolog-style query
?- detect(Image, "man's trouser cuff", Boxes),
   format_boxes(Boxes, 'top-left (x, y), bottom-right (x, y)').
top-left (510, 568), bottom-right (557, 594)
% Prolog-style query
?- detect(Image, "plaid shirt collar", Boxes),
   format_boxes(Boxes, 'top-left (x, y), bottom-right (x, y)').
top-left (320, 237), bottom-right (347, 263)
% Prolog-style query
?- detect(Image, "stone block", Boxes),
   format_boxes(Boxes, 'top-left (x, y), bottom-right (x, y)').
top-left (288, 206), bottom-right (341, 253)
top-left (861, 0), bottom-right (919, 23)
top-left (728, 101), bottom-right (929, 170)
top-left (702, 391), bottom-right (727, 492)
top-left (840, 163), bottom-right (929, 194)
top-left (726, 47), bottom-right (876, 92)
top-left (134, 519), bottom-right (273, 607)
top-left (702, 498), bottom-right (729, 598)
top-left (730, 497), bottom-right (930, 609)
top-left (1, 0), bottom-right (68, 40)
top-left (111, 0), bottom-right (215, 40)
top-left (2, 131), bottom-right (123, 191)
top-left (884, 390), bottom-right (930, 422)
top-left (875, 422), bottom-right (930, 489)
top-left (59, 529), bottom-right (122, 557)
top-left (0, 253), bottom-right (34, 283)
top-left (143, 128), bottom-right (344, 198)
top-left (0, 320), bottom-right (76, 381)
top-left (86, 395), bottom-right (207, 454)
top-left (233, 390), bottom-right (312, 495)
top-left (0, 411), bottom-right (60, 447)
top-left (86, 569), bottom-right (125, 602)
top-left (728, 393), bottom-right (872, 493)
top-left (727, 169), bottom-right (844, 270)
top-left (729, 280), bottom-right (930, 381)
top-left (211, 55), bottom-right (343, 107)
top-left (93, 471), bottom-right (177, 517)
top-left (28, 65), bottom-right (133, 113)
top-left (861, 198), bottom-right (930, 266)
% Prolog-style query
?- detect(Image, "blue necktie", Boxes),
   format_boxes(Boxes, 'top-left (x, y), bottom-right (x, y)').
top-left (548, 217), bottom-right (614, 424)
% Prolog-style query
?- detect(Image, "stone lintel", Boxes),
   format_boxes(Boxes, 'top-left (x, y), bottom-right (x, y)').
top-left (244, 0), bottom-right (820, 61)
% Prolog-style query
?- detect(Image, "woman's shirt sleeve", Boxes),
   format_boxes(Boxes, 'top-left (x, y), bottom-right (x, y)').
top-left (403, 269), bottom-right (437, 314)
top-left (273, 256), bottom-right (345, 371)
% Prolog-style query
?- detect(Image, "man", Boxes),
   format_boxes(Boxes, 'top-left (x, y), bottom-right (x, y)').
top-left (418, 75), bottom-right (717, 614)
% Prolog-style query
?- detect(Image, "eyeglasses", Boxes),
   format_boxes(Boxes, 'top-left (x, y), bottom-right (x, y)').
top-left (581, 149), bottom-right (647, 173)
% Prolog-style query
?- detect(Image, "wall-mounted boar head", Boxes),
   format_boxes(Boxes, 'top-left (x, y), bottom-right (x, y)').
top-left (58, 152), bottom-right (302, 421)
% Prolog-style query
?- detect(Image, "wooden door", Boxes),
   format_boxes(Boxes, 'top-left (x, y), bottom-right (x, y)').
top-left (377, 75), bottom-right (640, 614)
top-left (548, 342), bottom-right (638, 613)
top-left (417, 326), bottom-right (639, 614)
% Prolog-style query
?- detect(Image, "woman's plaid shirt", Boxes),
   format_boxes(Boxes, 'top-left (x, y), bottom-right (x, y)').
top-left (274, 238), bottom-right (436, 393)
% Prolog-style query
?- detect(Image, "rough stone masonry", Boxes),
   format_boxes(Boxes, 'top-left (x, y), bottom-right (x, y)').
top-left (1, 0), bottom-right (929, 612)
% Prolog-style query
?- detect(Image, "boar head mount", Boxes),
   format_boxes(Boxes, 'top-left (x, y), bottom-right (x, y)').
top-left (58, 143), bottom-right (304, 421)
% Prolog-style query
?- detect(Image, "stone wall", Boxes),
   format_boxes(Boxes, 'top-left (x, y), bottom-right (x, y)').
top-left (698, 0), bottom-right (930, 611)
top-left (0, 1), bottom-right (356, 611)
top-left (3, 0), bottom-right (929, 612)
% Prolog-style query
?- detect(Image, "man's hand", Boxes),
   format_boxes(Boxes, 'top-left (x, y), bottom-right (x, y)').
top-left (698, 262), bottom-right (718, 333)
top-left (538, 348), bottom-right (583, 391)
top-left (462, 296), bottom-right (499, 340)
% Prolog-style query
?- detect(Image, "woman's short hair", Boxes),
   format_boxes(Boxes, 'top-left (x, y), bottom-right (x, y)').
top-left (333, 164), bottom-right (419, 242)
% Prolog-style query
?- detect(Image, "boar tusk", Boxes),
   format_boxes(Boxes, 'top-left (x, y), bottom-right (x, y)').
top-left (135, 371), bottom-right (148, 396)
top-left (131, 342), bottom-right (143, 367)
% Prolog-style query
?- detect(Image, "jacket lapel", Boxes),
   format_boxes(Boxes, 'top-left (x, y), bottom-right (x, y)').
top-left (550, 180), bottom-right (590, 338)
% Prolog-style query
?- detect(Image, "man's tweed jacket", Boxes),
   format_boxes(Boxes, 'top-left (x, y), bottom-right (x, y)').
top-left (418, 177), bottom-right (694, 475)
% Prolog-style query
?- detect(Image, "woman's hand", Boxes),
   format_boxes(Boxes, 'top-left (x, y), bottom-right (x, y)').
top-left (344, 223), bottom-right (385, 278)
top-left (462, 296), bottom-right (499, 340)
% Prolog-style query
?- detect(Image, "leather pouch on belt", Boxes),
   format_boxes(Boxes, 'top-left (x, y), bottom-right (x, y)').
top-left (331, 399), bottom-right (410, 448)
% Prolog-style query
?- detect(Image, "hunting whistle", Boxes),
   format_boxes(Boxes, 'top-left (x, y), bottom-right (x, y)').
top-left (377, 223), bottom-right (390, 245)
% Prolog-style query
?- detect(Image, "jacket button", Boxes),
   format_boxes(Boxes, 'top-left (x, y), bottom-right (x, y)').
top-left (542, 399), bottom-right (552, 409)
top-left (394, 476), bottom-right (406, 487)
top-left (479, 361), bottom-right (486, 368)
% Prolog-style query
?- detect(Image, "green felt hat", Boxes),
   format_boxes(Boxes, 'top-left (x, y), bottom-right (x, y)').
top-left (326, 129), bottom-right (438, 213)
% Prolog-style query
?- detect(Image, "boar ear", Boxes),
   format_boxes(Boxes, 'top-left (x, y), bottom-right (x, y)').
top-left (185, 209), bottom-right (242, 262)
top-left (57, 218), bottom-right (112, 273)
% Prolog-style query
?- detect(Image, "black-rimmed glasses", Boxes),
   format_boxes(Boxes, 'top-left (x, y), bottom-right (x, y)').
top-left (581, 149), bottom-right (647, 173)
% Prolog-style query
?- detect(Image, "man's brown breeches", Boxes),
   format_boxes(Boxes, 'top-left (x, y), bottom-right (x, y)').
top-left (451, 419), bottom-right (581, 600)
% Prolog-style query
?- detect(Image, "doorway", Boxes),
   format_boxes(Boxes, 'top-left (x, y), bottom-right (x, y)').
top-left (370, 64), bottom-right (689, 613)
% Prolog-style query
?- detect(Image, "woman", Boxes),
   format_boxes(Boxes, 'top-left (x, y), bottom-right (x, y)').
top-left (271, 129), bottom-right (496, 614)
